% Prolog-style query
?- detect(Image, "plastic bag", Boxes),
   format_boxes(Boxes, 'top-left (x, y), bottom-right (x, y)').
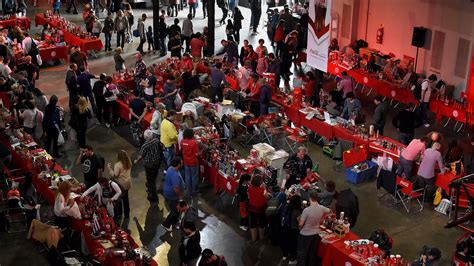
top-left (433, 187), bottom-right (442, 206)
top-left (57, 130), bottom-right (65, 146)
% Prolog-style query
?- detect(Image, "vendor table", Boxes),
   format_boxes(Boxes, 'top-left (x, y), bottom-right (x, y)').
top-left (199, 158), bottom-right (238, 196)
top-left (35, 14), bottom-right (103, 52)
top-left (327, 62), bottom-right (418, 106)
top-left (318, 231), bottom-right (384, 266)
top-left (39, 45), bottom-right (68, 62)
top-left (332, 126), bottom-right (367, 146)
top-left (0, 17), bottom-right (31, 29)
top-left (429, 99), bottom-right (467, 128)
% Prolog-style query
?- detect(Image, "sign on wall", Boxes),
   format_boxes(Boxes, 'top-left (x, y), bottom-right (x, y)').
top-left (307, 0), bottom-right (332, 72)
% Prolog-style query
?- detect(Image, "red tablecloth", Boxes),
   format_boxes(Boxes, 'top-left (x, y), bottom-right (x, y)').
top-left (327, 62), bottom-right (418, 105)
top-left (0, 17), bottom-right (30, 29)
top-left (39, 45), bottom-right (68, 62)
top-left (429, 99), bottom-right (467, 124)
top-left (0, 92), bottom-right (11, 109)
top-left (35, 14), bottom-right (103, 52)
top-left (115, 99), bottom-right (153, 129)
top-left (199, 159), bottom-right (219, 194)
top-left (332, 126), bottom-right (367, 146)
top-left (299, 114), bottom-right (333, 140)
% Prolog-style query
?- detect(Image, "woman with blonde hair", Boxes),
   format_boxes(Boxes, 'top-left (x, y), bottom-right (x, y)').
top-left (70, 96), bottom-right (91, 148)
top-left (107, 149), bottom-right (132, 229)
top-left (54, 181), bottom-right (73, 229)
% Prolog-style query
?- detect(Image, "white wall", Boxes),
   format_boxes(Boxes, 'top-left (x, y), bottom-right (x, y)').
top-left (331, 0), bottom-right (474, 95)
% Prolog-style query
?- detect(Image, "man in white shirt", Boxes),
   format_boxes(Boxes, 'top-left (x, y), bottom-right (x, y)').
top-left (22, 33), bottom-right (33, 55)
top-left (420, 74), bottom-right (437, 128)
top-left (297, 191), bottom-right (331, 266)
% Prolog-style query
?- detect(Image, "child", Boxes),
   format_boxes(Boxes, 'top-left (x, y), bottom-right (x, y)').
top-left (236, 174), bottom-right (251, 231)
top-left (146, 26), bottom-right (155, 54)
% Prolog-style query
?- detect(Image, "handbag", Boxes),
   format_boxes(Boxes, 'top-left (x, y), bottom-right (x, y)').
top-left (265, 192), bottom-right (281, 216)
top-left (433, 187), bottom-right (442, 206)
top-left (133, 29), bottom-right (139, 38)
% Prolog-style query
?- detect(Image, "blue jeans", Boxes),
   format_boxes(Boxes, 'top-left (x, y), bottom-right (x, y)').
top-left (159, 38), bottom-right (167, 54)
top-left (420, 102), bottom-right (430, 124)
top-left (396, 156), bottom-right (414, 179)
top-left (184, 165), bottom-right (199, 195)
top-left (163, 146), bottom-right (175, 168)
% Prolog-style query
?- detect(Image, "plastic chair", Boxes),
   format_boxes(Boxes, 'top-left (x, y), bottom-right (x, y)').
top-left (395, 176), bottom-right (425, 213)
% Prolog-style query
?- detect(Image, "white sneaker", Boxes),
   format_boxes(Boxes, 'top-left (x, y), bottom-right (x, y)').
top-left (239, 225), bottom-right (248, 231)
top-left (282, 256), bottom-right (288, 261)
top-left (289, 260), bottom-right (297, 265)
top-left (424, 123), bottom-right (430, 127)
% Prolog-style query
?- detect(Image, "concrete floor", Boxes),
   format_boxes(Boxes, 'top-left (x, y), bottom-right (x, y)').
top-left (0, 3), bottom-right (469, 266)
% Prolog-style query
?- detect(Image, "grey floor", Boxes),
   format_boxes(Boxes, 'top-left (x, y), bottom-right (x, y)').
top-left (0, 2), bottom-right (469, 266)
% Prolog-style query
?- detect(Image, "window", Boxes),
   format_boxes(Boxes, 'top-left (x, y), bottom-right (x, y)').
top-left (341, 4), bottom-right (351, 39)
top-left (454, 37), bottom-right (471, 78)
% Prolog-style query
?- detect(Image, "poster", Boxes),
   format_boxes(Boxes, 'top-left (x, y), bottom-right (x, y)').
top-left (307, 0), bottom-right (332, 72)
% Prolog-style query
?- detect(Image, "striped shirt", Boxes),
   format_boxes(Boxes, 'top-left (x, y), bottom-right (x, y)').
top-left (139, 138), bottom-right (162, 164)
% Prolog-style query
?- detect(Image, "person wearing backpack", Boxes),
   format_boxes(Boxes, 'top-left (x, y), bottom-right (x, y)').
top-left (281, 195), bottom-right (302, 264)
top-left (267, 186), bottom-right (286, 246)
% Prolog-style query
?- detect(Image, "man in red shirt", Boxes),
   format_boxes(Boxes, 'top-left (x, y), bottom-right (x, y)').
top-left (181, 128), bottom-right (200, 196)
top-left (189, 32), bottom-right (206, 62)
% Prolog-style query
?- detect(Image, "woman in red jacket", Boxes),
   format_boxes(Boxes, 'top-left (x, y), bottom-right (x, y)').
top-left (247, 175), bottom-right (268, 241)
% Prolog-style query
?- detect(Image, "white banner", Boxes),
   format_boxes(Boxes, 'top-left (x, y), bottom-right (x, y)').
top-left (307, 0), bottom-right (332, 72)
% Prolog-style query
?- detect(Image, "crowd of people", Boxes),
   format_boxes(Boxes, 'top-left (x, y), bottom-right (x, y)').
top-left (1, 0), bottom-right (472, 265)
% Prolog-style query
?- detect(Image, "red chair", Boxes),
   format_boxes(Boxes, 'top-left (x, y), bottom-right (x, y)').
top-left (395, 176), bottom-right (425, 213)
top-left (283, 125), bottom-right (308, 153)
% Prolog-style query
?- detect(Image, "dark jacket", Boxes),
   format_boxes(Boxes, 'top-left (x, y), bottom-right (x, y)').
top-left (260, 84), bottom-right (271, 105)
top-left (392, 109), bottom-right (421, 135)
top-left (92, 80), bottom-right (106, 104)
top-left (373, 101), bottom-right (389, 128)
top-left (102, 17), bottom-right (114, 33)
top-left (233, 10), bottom-right (244, 30)
top-left (179, 231), bottom-right (202, 263)
top-left (168, 24), bottom-right (181, 38)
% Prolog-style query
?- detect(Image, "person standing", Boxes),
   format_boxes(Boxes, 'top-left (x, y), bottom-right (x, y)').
top-left (69, 47), bottom-right (88, 72)
top-left (236, 174), bottom-right (251, 231)
top-left (42, 95), bottom-right (61, 158)
top-left (342, 92), bottom-right (361, 120)
top-left (108, 150), bottom-right (132, 229)
top-left (103, 12), bottom-right (114, 52)
top-left (134, 130), bottom-right (163, 203)
top-left (179, 221), bottom-right (202, 266)
top-left (283, 146), bottom-right (313, 189)
top-left (190, 32), bottom-right (205, 62)
top-left (160, 110), bottom-right (178, 168)
top-left (162, 76), bottom-right (178, 111)
top-left (169, 0), bottom-right (178, 17)
top-left (114, 10), bottom-right (129, 49)
top-left (296, 191), bottom-right (331, 266)
top-left (168, 32), bottom-right (183, 59)
top-left (247, 175), bottom-right (267, 242)
top-left (372, 95), bottom-right (389, 136)
top-left (66, 0), bottom-right (78, 14)
top-left (162, 157), bottom-right (185, 230)
top-left (71, 97), bottom-right (92, 148)
top-left (182, 14), bottom-right (194, 54)
top-left (188, 0), bottom-right (196, 18)
top-left (65, 64), bottom-right (78, 109)
top-left (146, 26), bottom-right (155, 53)
top-left (150, 103), bottom-right (166, 138)
top-left (77, 66), bottom-right (98, 113)
top-left (210, 62), bottom-right (228, 103)
top-left (217, 0), bottom-right (228, 25)
top-left (281, 195), bottom-right (302, 264)
top-left (233, 7), bottom-right (244, 43)
top-left (128, 90), bottom-right (146, 125)
top-left (396, 137), bottom-right (429, 180)
top-left (259, 78), bottom-right (272, 116)
top-left (136, 13), bottom-right (147, 54)
top-left (158, 17), bottom-right (168, 57)
top-left (75, 145), bottom-right (103, 189)
top-left (250, 0), bottom-right (261, 34)
top-left (114, 47), bottom-right (125, 72)
top-left (104, 76), bottom-right (120, 127)
top-left (19, 100), bottom-right (41, 142)
top-left (415, 142), bottom-right (445, 196)
top-left (81, 177), bottom-right (122, 225)
top-left (392, 103), bottom-right (421, 145)
top-left (181, 128), bottom-right (200, 197)
top-left (420, 74), bottom-right (437, 128)
top-left (218, 39), bottom-right (239, 67)
top-left (92, 74), bottom-right (107, 126)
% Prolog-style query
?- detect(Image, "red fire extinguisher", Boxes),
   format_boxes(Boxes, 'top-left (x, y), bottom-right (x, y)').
top-left (376, 24), bottom-right (384, 44)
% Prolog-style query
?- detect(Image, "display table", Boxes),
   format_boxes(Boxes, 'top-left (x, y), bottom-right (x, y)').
top-left (327, 62), bottom-right (418, 105)
top-left (199, 158), bottom-right (238, 196)
top-left (39, 45), bottom-right (68, 62)
top-left (35, 14), bottom-right (103, 52)
top-left (429, 99), bottom-right (467, 125)
top-left (0, 17), bottom-right (31, 29)
top-left (1, 135), bottom-right (157, 266)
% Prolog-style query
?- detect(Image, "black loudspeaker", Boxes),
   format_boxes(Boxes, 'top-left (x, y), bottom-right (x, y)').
top-left (412, 27), bottom-right (427, 47)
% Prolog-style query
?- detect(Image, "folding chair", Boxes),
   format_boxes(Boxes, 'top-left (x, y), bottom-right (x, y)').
top-left (239, 116), bottom-right (262, 146)
top-left (394, 176), bottom-right (425, 213)
top-left (283, 125), bottom-right (308, 153)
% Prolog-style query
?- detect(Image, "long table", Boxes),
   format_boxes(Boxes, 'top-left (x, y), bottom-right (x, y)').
top-left (35, 14), bottom-right (103, 52)
top-left (0, 17), bottom-right (31, 29)
top-left (39, 45), bottom-right (68, 62)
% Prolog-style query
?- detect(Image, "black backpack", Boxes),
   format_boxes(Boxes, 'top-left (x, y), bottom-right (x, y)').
top-left (281, 206), bottom-right (292, 228)
top-left (29, 40), bottom-right (39, 57)
top-left (369, 229), bottom-right (392, 255)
